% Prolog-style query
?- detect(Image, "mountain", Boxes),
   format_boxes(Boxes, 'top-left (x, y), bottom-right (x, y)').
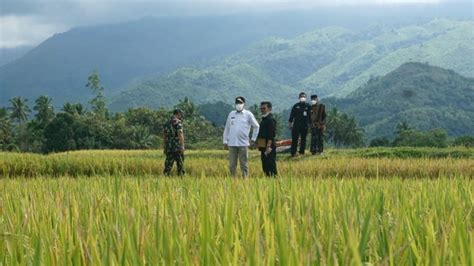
top-left (110, 19), bottom-right (474, 111)
top-left (1, 3), bottom-right (471, 107)
top-left (325, 62), bottom-right (474, 138)
top-left (0, 46), bottom-right (33, 67)
top-left (0, 10), bottom-right (402, 107)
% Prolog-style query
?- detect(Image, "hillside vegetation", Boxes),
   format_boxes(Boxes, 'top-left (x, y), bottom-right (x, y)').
top-left (325, 62), bottom-right (474, 138)
top-left (111, 19), bottom-right (474, 110)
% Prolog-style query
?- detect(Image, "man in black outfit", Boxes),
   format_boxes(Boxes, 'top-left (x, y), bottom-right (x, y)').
top-left (257, 101), bottom-right (278, 176)
top-left (288, 92), bottom-right (311, 157)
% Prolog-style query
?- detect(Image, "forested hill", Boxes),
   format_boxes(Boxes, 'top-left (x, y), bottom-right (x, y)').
top-left (109, 19), bottom-right (473, 111)
top-left (325, 62), bottom-right (474, 138)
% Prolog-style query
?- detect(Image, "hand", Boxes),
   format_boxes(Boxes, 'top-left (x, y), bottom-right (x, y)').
top-left (250, 140), bottom-right (256, 149)
top-left (224, 144), bottom-right (228, 150)
top-left (264, 146), bottom-right (272, 156)
top-left (288, 122), bottom-right (293, 130)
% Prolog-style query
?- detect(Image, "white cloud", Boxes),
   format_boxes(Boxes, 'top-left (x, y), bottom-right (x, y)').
top-left (0, 15), bottom-right (68, 48)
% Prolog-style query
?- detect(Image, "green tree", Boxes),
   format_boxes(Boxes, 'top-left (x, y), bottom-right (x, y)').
top-left (8, 97), bottom-right (31, 124)
top-left (369, 137), bottom-right (391, 147)
top-left (86, 71), bottom-right (107, 118)
top-left (33, 95), bottom-right (54, 127)
top-left (174, 97), bottom-right (198, 119)
top-left (326, 108), bottom-right (365, 148)
top-left (453, 135), bottom-right (474, 147)
top-left (0, 107), bottom-right (15, 151)
top-left (8, 97), bottom-right (31, 151)
top-left (62, 103), bottom-right (86, 116)
top-left (44, 113), bottom-right (77, 152)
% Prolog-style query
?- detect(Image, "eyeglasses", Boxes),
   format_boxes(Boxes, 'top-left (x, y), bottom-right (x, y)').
top-left (260, 107), bottom-right (267, 110)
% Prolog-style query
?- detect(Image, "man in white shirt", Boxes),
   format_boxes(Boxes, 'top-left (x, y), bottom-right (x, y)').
top-left (223, 96), bottom-right (260, 177)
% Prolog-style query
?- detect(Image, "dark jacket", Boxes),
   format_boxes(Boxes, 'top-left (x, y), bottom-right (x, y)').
top-left (257, 113), bottom-right (277, 150)
top-left (310, 103), bottom-right (326, 128)
top-left (289, 102), bottom-right (311, 128)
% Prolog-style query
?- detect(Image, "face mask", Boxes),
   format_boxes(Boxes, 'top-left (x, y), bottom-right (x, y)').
top-left (235, 103), bottom-right (244, 112)
top-left (300, 97), bottom-right (306, 102)
top-left (311, 100), bottom-right (318, 105)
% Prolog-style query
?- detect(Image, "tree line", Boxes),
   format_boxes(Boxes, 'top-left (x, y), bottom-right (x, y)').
top-left (1, 72), bottom-right (470, 153)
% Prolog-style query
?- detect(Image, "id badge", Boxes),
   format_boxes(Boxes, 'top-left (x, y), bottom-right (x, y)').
top-left (303, 111), bottom-right (307, 116)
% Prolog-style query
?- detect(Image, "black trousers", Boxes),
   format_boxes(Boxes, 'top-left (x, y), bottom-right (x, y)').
top-left (164, 152), bottom-right (185, 176)
top-left (260, 148), bottom-right (277, 176)
top-left (310, 127), bottom-right (324, 153)
top-left (291, 126), bottom-right (308, 155)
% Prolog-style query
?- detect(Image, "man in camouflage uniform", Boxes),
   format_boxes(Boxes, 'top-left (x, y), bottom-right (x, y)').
top-left (163, 109), bottom-right (185, 176)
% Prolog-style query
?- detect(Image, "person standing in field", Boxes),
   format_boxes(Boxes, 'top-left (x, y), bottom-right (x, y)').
top-left (223, 96), bottom-right (260, 177)
top-left (256, 101), bottom-right (278, 177)
top-left (288, 92), bottom-right (311, 157)
top-left (163, 109), bottom-right (185, 176)
top-left (309, 95), bottom-right (327, 155)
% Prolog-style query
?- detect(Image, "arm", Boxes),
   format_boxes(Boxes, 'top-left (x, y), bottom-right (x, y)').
top-left (249, 112), bottom-right (260, 142)
top-left (223, 113), bottom-right (231, 145)
top-left (321, 105), bottom-right (327, 123)
top-left (288, 105), bottom-right (295, 123)
top-left (178, 130), bottom-right (184, 150)
top-left (288, 105), bottom-right (295, 129)
top-left (264, 119), bottom-right (276, 155)
top-left (163, 130), bottom-right (168, 153)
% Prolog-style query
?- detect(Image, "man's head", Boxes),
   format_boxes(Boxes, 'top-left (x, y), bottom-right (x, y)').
top-left (173, 109), bottom-right (183, 120)
top-left (311, 95), bottom-right (318, 105)
top-left (298, 92), bottom-right (307, 103)
top-left (235, 96), bottom-right (246, 112)
top-left (260, 101), bottom-right (272, 115)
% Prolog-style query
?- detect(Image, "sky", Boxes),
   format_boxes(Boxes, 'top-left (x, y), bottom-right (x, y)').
top-left (0, 0), bottom-right (469, 48)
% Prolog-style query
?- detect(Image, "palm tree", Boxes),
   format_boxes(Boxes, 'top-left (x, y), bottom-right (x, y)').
top-left (33, 95), bottom-right (54, 126)
top-left (9, 97), bottom-right (31, 124)
top-left (62, 103), bottom-right (85, 116)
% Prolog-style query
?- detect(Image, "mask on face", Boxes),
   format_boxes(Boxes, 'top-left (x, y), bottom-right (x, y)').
top-left (235, 103), bottom-right (244, 112)
top-left (311, 100), bottom-right (318, 105)
top-left (299, 97), bottom-right (307, 102)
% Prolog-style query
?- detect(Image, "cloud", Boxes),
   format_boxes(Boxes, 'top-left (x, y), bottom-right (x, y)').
top-left (0, 15), bottom-right (68, 48)
top-left (0, 0), bottom-right (465, 48)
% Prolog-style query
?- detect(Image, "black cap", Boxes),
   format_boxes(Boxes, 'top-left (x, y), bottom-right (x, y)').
top-left (311, 95), bottom-right (318, 99)
top-left (235, 96), bottom-right (246, 104)
top-left (173, 109), bottom-right (183, 115)
top-left (299, 92), bottom-right (307, 98)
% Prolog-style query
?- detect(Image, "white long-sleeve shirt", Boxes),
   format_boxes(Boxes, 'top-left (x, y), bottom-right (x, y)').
top-left (223, 109), bottom-right (260, 147)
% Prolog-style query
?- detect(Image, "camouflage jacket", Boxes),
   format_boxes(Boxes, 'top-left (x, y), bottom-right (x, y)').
top-left (163, 116), bottom-right (183, 153)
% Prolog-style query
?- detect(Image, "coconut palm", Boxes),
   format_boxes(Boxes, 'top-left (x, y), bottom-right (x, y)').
top-left (9, 97), bottom-right (31, 124)
top-left (33, 95), bottom-right (54, 126)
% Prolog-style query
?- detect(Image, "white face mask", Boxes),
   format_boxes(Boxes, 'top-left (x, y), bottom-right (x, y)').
top-left (235, 103), bottom-right (244, 112)
top-left (299, 97), bottom-right (307, 102)
top-left (311, 100), bottom-right (318, 105)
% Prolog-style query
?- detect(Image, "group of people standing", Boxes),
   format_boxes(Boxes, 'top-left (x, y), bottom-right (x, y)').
top-left (162, 92), bottom-right (326, 177)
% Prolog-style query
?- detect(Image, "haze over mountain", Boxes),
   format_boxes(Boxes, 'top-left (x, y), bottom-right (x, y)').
top-left (0, 46), bottom-right (33, 67)
top-left (0, 3), bottom-right (472, 107)
top-left (325, 62), bottom-right (474, 138)
top-left (109, 19), bottom-right (473, 111)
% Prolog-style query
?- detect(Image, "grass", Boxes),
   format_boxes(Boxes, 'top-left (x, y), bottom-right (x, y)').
top-left (0, 148), bottom-right (473, 264)
top-left (0, 148), bottom-right (472, 178)
top-left (1, 177), bottom-right (472, 265)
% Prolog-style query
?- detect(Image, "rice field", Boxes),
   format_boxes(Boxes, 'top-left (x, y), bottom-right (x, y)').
top-left (0, 148), bottom-right (473, 265)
